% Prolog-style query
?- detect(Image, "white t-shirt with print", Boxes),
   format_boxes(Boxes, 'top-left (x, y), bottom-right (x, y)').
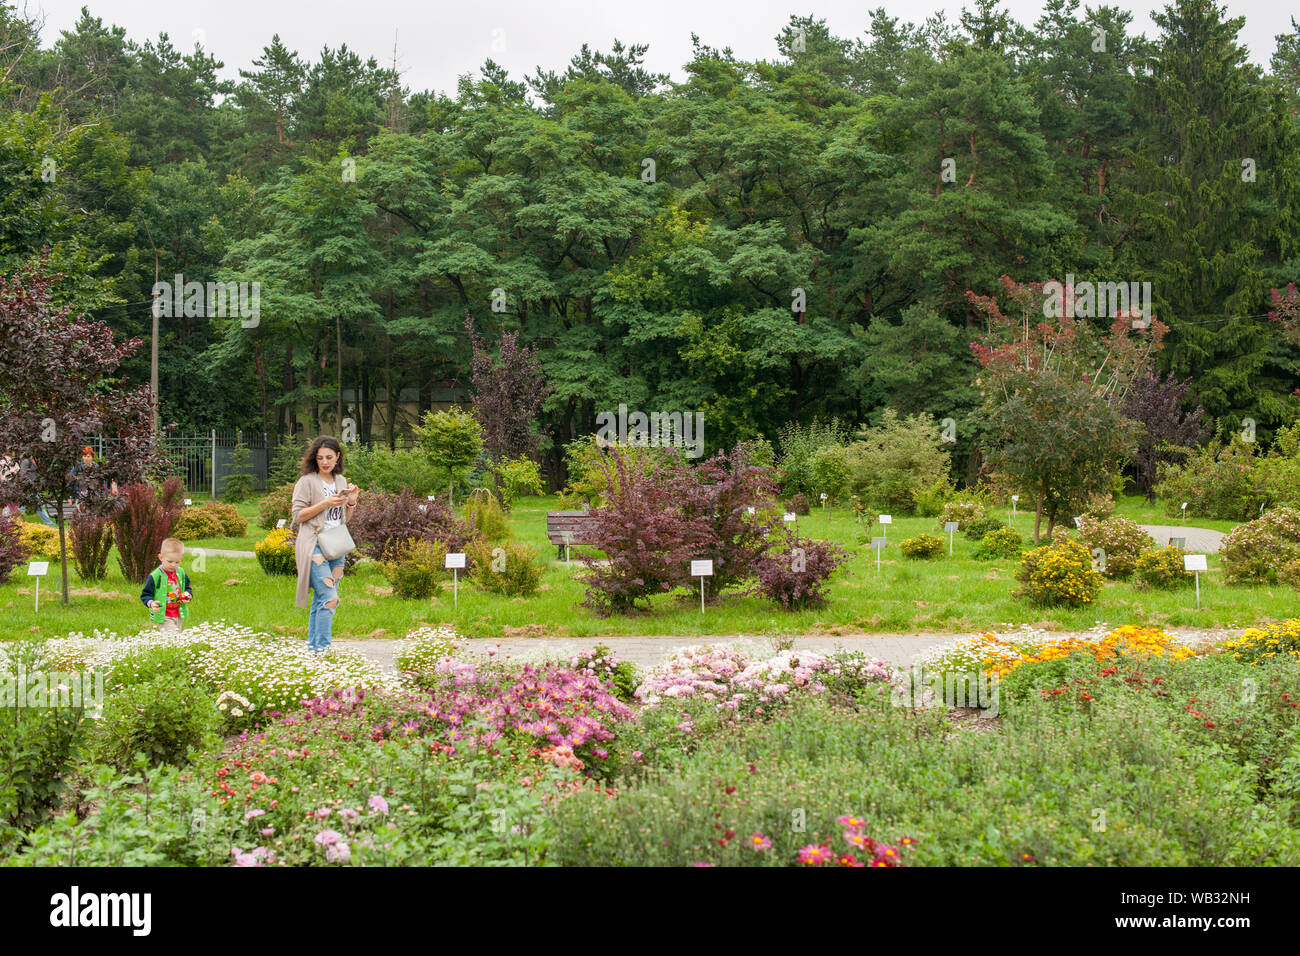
top-left (320, 478), bottom-right (343, 529)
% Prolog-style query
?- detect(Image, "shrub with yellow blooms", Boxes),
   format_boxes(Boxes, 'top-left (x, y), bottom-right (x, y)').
top-left (1217, 619), bottom-right (1300, 665)
top-left (1014, 537), bottom-right (1103, 606)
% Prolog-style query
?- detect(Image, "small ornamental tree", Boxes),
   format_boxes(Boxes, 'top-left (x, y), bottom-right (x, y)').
top-left (0, 258), bottom-right (164, 602)
top-left (810, 444), bottom-right (852, 520)
top-left (967, 276), bottom-right (1163, 544)
top-left (1123, 372), bottom-right (1209, 501)
top-left (465, 312), bottom-right (550, 461)
top-left (413, 406), bottom-right (484, 506)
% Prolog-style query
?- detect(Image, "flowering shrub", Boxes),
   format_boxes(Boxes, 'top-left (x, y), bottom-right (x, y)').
top-left (257, 483), bottom-right (295, 529)
top-left (920, 625), bottom-right (1195, 683)
top-left (938, 499), bottom-right (985, 529)
top-left (395, 625), bottom-right (460, 685)
top-left (1134, 545), bottom-right (1193, 589)
top-left (1015, 537), bottom-right (1103, 606)
top-left (1076, 515), bottom-right (1153, 579)
top-left (634, 643), bottom-right (889, 716)
top-left (569, 645), bottom-right (639, 702)
top-left (384, 662), bottom-right (637, 766)
top-left (753, 532), bottom-right (851, 609)
top-left (900, 533), bottom-right (943, 559)
top-left (43, 622), bottom-right (391, 729)
top-left (466, 539), bottom-right (542, 596)
top-left (254, 528), bottom-right (297, 576)
top-left (1280, 559), bottom-right (1300, 591)
top-left (1220, 507), bottom-right (1300, 584)
top-left (973, 526), bottom-right (1022, 560)
top-left (1218, 619), bottom-right (1300, 665)
top-left (381, 537), bottom-right (446, 599)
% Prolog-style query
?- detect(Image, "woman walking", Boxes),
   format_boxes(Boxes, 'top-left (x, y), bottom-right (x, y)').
top-left (291, 436), bottom-right (360, 653)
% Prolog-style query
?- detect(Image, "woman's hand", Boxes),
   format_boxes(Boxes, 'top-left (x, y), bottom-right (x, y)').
top-left (345, 487), bottom-right (360, 507)
top-left (328, 492), bottom-right (348, 506)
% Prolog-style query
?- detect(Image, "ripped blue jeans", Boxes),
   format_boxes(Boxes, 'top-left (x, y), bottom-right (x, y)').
top-left (307, 544), bottom-right (345, 652)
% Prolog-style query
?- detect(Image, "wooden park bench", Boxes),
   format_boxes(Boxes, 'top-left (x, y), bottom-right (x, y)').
top-left (546, 510), bottom-right (598, 559)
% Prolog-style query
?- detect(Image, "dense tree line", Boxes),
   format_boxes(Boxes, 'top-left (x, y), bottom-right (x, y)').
top-left (2, 0), bottom-right (1298, 487)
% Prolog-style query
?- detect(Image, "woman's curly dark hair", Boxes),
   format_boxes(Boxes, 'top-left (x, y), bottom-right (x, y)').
top-left (300, 436), bottom-right (345, 476)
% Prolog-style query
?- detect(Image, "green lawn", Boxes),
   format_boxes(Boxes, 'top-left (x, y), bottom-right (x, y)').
top-left (2, 494), bottom-right (1293, 642)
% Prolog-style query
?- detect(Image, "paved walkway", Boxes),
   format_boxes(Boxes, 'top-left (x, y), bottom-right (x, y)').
top-left (333, 626), bottom-right (1241, 676)
top-left (1138, 525), bottom-right (1228, 554)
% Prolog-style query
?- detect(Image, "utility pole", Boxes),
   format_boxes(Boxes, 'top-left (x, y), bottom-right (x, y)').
top-left (151, 253), bottom-right (160, 437)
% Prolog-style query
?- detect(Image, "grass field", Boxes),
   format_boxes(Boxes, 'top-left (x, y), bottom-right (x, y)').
top-left (1, 494), bottom-right (1293, 642)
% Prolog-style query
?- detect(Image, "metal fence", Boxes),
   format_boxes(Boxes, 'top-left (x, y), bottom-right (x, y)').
top-left (170, 431), bottom-right (268, 497)
top-left (91, 430), bottom-right (269, 497)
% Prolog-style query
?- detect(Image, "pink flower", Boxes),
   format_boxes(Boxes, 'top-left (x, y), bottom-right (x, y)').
top-left (325, 842), bottom-right (351, 864)
top-left (313, 829), bottom-right (342, 847)
top-left (314, 807), bottom-right (331, 819)
top-left (748, 833), bottom-right (772, 851)
top-left (689, 861), bottom-right (714, 867)
top-left (797, 843), bottom-right (833, 866)
top-left (367, 794), bottom-right (389, 815)
top-left (244, 809), bottom-right (266, 820)
top-left (339, 808), bottom-right (360, 821)
top-left (260, 827), bottom-right (275, 837)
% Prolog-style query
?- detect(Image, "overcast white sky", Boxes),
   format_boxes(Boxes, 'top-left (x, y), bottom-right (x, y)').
top-left (29, 0), bottom-right (1296, 97)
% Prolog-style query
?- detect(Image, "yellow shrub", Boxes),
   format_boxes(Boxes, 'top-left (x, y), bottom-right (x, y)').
top-left (1218, 619), bottom-right (1300, 665)
top-left (254, 528), bottom-right (297, 576)
top-left (17, 522), bottom-right (61, 557)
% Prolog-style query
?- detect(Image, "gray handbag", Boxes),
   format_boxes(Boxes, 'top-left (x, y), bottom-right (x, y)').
top-left (315, 481), bottom-right (355, 560)
top-left (317, 523), bottom-right (355, 560)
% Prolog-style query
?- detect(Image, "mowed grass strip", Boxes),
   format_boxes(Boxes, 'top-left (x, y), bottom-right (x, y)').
top-left (0, 495), bottom-right (1286, 641)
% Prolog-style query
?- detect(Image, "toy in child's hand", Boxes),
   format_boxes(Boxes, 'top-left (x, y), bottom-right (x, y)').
top-left (166, 586), bottom-right (191, 605)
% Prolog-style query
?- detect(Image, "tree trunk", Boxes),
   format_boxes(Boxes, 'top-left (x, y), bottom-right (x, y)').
top-left (57, 507), bottom-right (69, 604)
top-left (254, 337), bottom-right (269, 438)
top-left (336, 312), bottom-right (343, 433)
top-left (1033, 496), bottom-right (1043, 546)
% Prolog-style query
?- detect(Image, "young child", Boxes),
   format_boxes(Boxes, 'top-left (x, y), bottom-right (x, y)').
top-left (140, 537), bottom-right (194, 633)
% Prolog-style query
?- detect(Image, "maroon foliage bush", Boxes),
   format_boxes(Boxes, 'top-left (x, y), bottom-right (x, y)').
top-left (753, 532), bottom-right (852, 609)
top-left (0, 513), bottom-right (27, 584)
top-left (112, 477), bottom-right (184, 583)
top-left (580, 451), bottom-right (714, 615)
top-left (347, 490), bottom-right (477, 560)
top-left (681, 445), bottom-right (782, 598)
top-left (786, 493), bottom-right (811, 516)
top-left (70, 511), bottom-right (114, 581)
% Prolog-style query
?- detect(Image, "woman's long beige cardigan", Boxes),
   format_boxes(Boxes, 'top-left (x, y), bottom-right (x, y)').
top-left (291, 471), bottom-right (355, 610)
